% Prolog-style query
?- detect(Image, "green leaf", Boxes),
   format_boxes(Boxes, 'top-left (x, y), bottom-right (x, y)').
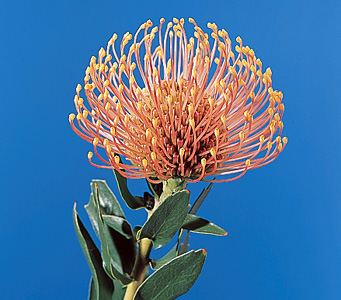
top-left (146, 180), bottom-right (163, 198)
top-left (182, 214), bottom-right (227, 236)
top-left (189, 182), bottom-right (213, 215)
top-left (178, 230), bottom-right (190, 255)
top-left (73, 203), bottom-right (114, 300)
top-left (92, 180), bottom-right (125, 218)
top-left (112, 280), bottom-right (126, 300)
top-left (150, 245), bottom-right (177, 270)
top-left (176, 182), bottom-right (214, 253)
top-left (102, 215), bottom-right (134, 239)
top-left (113, 169), bottom-right (145, 209)
top-left (88, 278), bottom-right (97, 300)
top-left (85, 186), bottom-right (134, 285)
top-left (133, 225), bottom-right (142, 236)
top-left (135, 249), bottom-right (207, 300)
top-left (138, 190), bottom-right (190, 249)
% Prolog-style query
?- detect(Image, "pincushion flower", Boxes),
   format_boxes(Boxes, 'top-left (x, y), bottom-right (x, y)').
top-left (69, 18), bottom-right (287, 183)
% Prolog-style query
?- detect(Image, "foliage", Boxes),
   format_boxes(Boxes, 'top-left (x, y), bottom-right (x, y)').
top-left (73, 178), bottom-right (227, 299)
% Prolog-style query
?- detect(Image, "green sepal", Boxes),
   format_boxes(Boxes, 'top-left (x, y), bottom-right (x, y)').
top-left (138, 190), bottom-right (190, 249)
top-left (149, 245), bottom-right (177, 270)
top-left (85, 183), bottom-right (134, 285)
top-left (102, 215), bottom-right (134, 239)
top-left (113, 168), bottom-right (145, 210)
top-left (135, 249), bottom-right (207, 300)
top-left (73, 203), bottom-right (114, 300)
top-left (182, 214), bottom-right (227, 236)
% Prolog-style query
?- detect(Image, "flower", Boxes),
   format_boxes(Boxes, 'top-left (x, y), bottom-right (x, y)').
top-left (69, 18), bottom-right (287, 183)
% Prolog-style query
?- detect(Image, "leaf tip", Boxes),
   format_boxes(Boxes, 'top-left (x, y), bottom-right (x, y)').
top-left (224, 231), bottom-right (228, 236)
top-left (202, 249), bottom-right (207, 256)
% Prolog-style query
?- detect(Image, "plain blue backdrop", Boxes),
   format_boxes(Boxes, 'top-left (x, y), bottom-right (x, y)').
top-left (1, 0), bottom-right (340, 299)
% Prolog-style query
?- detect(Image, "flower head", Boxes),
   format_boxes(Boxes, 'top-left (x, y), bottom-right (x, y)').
top-left (69, 18), bottom-right (287, 183)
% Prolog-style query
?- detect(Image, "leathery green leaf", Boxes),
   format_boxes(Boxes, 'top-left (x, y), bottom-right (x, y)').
top-left (146, 180), bottom-right (163, 198)
top-left (149, 245), bottom-right (177, 270)
top-left (88, 278), bottom-right (96, 300)
top-left (177, 182), bottom-right (214, 253)
top-left (102, 215), bottom-right (134, 239)
top-left (135, 249), bottom-right (207, 300)
top-left (189, 182), bottom-right (213, 215)
top-left (178, 230), bottom-right (190, 255)
top-left (138, 190), bottom-right (190, 249)
top-left (73, 203), bottom-right (114, 300)
top-left (85, 189), bottom-right (133, 285)
top-left (113, 169), bottom-right (145, 209)
top-left (182, 214), bottom-right (227, 236)
top-left (91, 180), bottom-right (125, 218)
top-left (112, 280), bottom-right (126, 300)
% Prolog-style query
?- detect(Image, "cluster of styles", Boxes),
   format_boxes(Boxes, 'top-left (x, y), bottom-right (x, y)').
top-left (70, 17), bottom-right (287, 300)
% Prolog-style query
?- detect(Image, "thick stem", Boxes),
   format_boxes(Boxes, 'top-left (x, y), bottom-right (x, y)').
top-left (123, 238), bottom-right (153, 300)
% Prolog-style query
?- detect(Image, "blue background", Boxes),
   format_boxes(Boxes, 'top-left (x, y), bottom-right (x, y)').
top-left (1, 0), bottom-right (340, 299)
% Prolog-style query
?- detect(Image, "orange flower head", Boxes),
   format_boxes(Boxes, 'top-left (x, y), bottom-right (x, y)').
top-left (69, 18), bottom-right (287, 183)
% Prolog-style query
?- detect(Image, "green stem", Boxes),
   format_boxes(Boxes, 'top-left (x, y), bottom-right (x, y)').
top-left (123, 238), bottom-right (153, 300)
top-left (124, 179), bottom-right (187, 299)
